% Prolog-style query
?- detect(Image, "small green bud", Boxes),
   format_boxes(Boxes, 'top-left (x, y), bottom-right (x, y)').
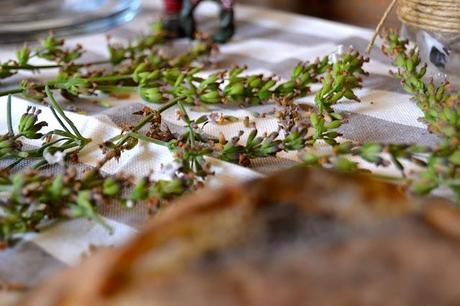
top-left (150, 179), bottom-right (185, 199)
top-left (333, 75), bottom-right (345, 89)
top-left (41, 34), bottom-right (63, 50)
top-left (195, 115), bottom-right (208, 125)
top-left (108, 45), bottom-right (125, 65)
top-left (0, 135), bottom-right (20, 158)
top-left (200, 91), bottom-right (220, 104)
top-left (199, 74), bottom-right (218, 89)
top-left (260, 79), bottom-right (277, 92)
top-left (132, 63), bottom-right (147, 83)
top-left (248, 76), bottom-right (262, 89)
top-left (49, 174), bottom-right (64, 200)
top-left (16, 46), bottom-right (30, 66)
top-left (359, 143), bottom-right (383, 164)
top-left (335, 142), bottom-right (353, 155)
top-left (292, 63), bottom-right (304, 79)
top-left (334, 157), bottom-right (358, 172)
top-left (302, 152), bottom-right (320, 165)
top-left (103, 177), bottom-right (120, 196)
top-left (139, 87), bottom-right (163, 104)
top-left (325, 120), bottom-right (341, 130)
top-left (229, 66), bottom-right (246, 79)
top-left (226, 82), bottom-right (245, 96)
top-left (283, 131), bottom-right (305, 150)
top-left (131, 178), bottom-right (149, 201)
top-left (278, 80), bottom-right (295, 95)
top-left (18, 106), bottom-right (47, 139)
top-left (310, 113), bottom-right (320, 127)
top-left (411, 178), bottom-right (438, 195)
top-left (0, 65), bottom-right (14, 79)
top-left (62, 78), bottom-right (89, 96)
top-left (257, 90), bottom-right (271, 101)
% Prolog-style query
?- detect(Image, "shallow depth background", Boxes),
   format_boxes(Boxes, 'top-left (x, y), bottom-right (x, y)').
top-left (239, 0), bottom-right (400, 28)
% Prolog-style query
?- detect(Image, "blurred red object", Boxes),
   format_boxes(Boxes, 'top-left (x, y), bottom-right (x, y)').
top-left (164, 0), bottom-right (182, 14)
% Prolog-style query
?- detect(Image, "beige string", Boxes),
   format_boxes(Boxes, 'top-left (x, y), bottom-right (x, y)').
top-left (366, 0), bottom-right (398, 54)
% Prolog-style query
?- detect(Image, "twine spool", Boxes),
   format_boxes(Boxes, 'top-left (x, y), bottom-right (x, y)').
top-left (398, 0), bottom-right (460, 33)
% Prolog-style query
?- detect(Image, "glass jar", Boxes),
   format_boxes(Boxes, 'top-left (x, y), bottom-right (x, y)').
top-left (0, 0), bottom-right (141, 44)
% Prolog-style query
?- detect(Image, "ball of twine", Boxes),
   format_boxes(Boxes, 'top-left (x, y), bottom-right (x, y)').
top-left (398, 0), bottom-right (460, 33)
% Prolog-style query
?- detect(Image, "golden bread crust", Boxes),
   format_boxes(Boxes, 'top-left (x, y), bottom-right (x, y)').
top-left (20, 167), bottom-right (458, 306)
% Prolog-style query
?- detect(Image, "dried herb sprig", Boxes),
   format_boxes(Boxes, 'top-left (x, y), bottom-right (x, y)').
top-left (0, 160), bottom-right (198, 244)
top-left (0, 22), bottom-right (339, 117)
top-left (0, 22), bottom-right (169, 81)
top-left (293, 31), bottom-right (460, 202)
top-left (0, 22), bottom-right (216, 103)
top-left (300, 141), bottom-right (429, 175)
top-left (0, 168), bottom-right (121, 243)
top-left (0, 100), bottom-right (199, 244)
top-left (277, 36), bottom-right (435, 191)
top-left (124, 48), bottom-right (368, 168)
top-left (107, 22), bottom-right (167, 65)
top-left (0, 90), bottom-right (90, 170)
top-left (3, 40), bottom-right (215, 101)
top-left (381, 30), bottom-right (460, 199)
top-left (136, 59), bottom-right (331, 107)
top-left (0, 48), bottom-right (333, 110)
top-left (275, 49), bottom-right (369, 149)
top-left (0, 35), bottom-right (107, 81)
top-left (101, 48), bottom-right (369, 172)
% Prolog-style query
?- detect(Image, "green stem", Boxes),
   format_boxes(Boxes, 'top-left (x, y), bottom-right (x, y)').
top-left (48, 108), bottom-right (74, 137)
top-left (86, 75), bottom-right (133, 83)
top-left (158, 98), bottom-right (181, 113)
top-left (57, 142), bottom-right (81, 152)
top-left (110, 98), bottom-right (180, 145)
top-left (74, 59), bottom-right (112, 67)
top-left (177, 101), bottom-right (195, 146)
top-left (7, 64), bottom-right (60, 70)
top-left (0, 88), bottom-right (23, 97)
top-left (45, 86), bottom-right (85, 140)
top-left (6, 95), bottom-right (13, 135)
top-left (12, 133), bottom-right (24, 140)
top-left (126, 132), bottom-right (168, 147)
top-left (32, 160), bottom-right (48, 169)
top-left (4, 59), bottom-right (112, 71)
top-left (5, 158), bottom-right (24, 170)
top-left (131, 99), bottom-right (179, 133)
top-left (5, 139), bottom-right (80, 169)
top-left (36, 138), bottom-right (68, 152)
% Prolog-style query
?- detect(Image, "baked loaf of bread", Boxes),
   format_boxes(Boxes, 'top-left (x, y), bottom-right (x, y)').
top-left (20, 167), bottom-right (460, 306)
